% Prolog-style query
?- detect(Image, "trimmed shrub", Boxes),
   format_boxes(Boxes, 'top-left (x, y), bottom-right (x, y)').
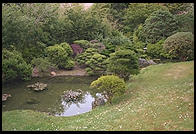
top-left (107, 49), bottom-right (139, 81)
top-left (45, 44), bottom-right (74, 69)
top-left (73, 40), bottom-right (91, 50)
top-left (76, 48), bottom-right (98, 66)
top-left (2, 49), bottom-right (32, 82)
top-left (146, 39), bottom-right (170, 59)
top-left (31, 57), bottom-right (57, 73)
top-left (163, 32), bottom-right (194, 61)
top-left (59, 42), bottom-right (73, 57)
top-left (90, 75), bottom-right (126, 104)
top-left (139, 10), bottom-right (178, 44)
top-left (85, 53), bottom-right (107, 76)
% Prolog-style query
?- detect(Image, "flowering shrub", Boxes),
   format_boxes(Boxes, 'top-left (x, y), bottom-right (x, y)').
top-left (71, 44), bottom-right (84, 56)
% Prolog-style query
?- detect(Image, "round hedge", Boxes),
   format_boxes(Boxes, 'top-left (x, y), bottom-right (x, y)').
top-left (163, 32), bottom-right (194, 61)
top-left (90, 75), bottom-right (126, 104)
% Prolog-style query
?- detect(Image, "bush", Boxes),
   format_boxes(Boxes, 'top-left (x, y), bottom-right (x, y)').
top-left (139, 10), bottom-right (178, 44)
top-left (59, 42), bottom-right (73, 56)
top-left (107, 49), bottom-right (139, 81)
top-left (73, 40), bottom-right (91, 50)
top-left (85, 53), bottom-right (107, 76)
top-left (146, 39), bottom-right (170, 59)
top-left (45, 44), bottom-right (74, 69)
top-left (102, 32), bottom-right (135, 57)
top-left (76, 48), bottom-right (98, 66)
top-left (31, 57), bottom-right (57, 73)
top-left (2, 49), bottom-right (32, 82)
top-left (163, 32), bottom-right (194, 61)
top-left (90, 75), bottom-right (126, 104)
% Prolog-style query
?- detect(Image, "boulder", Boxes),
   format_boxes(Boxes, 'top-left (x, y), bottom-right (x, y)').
top-left (27, 82), bottom-right (47, 91)
top-left (138, 58), bottom-right (156, 68)
top-left (32, 67), bottom-right (39, 77)
top-left (50, 71), bottom-right (56, 76)
top-left (2, 94), bottom-right (11, 101)
top-left (92, 97), bottom-right (106, 109)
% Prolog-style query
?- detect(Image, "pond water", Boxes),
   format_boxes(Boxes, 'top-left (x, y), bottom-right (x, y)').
top-left (2, 76), bottom-right (98, 116)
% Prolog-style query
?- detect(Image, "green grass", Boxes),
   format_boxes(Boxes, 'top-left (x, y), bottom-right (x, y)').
top-left (2, 61), bottom-right (194, 131)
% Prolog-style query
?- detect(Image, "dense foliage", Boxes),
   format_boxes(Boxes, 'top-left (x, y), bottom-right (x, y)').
top-left (2, 49), bottom-right (32, 82)
top-left (31, 57), bottom-right (57, 73)
top-left (76, 48), bottom-right (98, 66)
top-left (163, 32), bottom-right (194, 61)
top-left (90, 75), bottom-right (126, 104)
top-left (45, 43), bottom-right (74, 69)
top-left (146, 39), bottom-right (170, 59)
top-left (2, 3), bottom-right (194, 83)
top-left (85, 53), bottom-right (107, 76)
top-left (107, 49), bottom-right (139, 81)
top-left (122, 3), bottom-right (168, 36)
top-left (139, 10), bottom-right (178, 44)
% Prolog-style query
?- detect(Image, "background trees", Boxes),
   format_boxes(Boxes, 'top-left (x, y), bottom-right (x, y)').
top-left (2, 3), bottom-right (194, 83)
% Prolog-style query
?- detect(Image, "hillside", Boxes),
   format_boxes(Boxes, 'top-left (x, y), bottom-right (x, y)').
top-left (2, 61), bottom-right (194, 131)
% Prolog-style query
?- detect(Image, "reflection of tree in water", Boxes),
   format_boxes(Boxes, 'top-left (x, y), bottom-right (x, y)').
top-left (52, 91), bottom-right (87, 116)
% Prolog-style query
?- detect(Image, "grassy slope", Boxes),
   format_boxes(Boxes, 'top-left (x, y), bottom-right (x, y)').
top-left (2, 61), bottom-right (194, 131)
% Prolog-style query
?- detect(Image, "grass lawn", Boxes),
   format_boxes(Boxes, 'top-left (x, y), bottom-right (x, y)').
top-left (2, 61), bottom-right (194, 131)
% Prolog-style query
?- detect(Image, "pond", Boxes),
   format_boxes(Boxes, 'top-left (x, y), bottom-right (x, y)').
top-left (2, 76), bottom-right (99, 116)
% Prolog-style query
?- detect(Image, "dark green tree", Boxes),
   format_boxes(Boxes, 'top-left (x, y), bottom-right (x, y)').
top-left (139, 10), bottom-right (178, 44)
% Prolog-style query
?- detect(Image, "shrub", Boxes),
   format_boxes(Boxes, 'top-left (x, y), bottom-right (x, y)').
top-left (31, 57), bottom-right (57, 73)
top-left (85, 53), bottom-right (107, 76)
top-left (90, 75), bottom-right (126, 104)
top-left (70, 44), bottom-right (83, 56)
top-left (102, 32), bottom-right (135, 57)
top-left (146, 39), bottom-right (170, 59)
top-left (139, 10), bottom-right (178, 44)
top-left (107, 49), bottom-right (139, 81)
top-left (45, 44), bottom-right (74, 69)
top-left (59, 42), bottom-right (73, 56)
top-left (163, 32), bottom-right (194, 61)
top-left (73, 40), bottom-right (91, 50)
top-left (2, 49), bottom-right (32, 82)
top-left (76, 48), bottom-right (98, 66)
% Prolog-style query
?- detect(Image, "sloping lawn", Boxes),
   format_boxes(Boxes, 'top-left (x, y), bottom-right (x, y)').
top-left (2, 61), bottom-right (194, 131)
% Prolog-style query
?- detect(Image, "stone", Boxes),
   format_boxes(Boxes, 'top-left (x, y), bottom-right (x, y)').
top-left (2, 94), bottom-right (11, 101)
top-left (138, 58), bottom-right (157, 68)
top-left (27, 82), bottom-right (47, 91)
top-left (32, 67), bottom-right (39, 77)
top-left (62, 89), bottom-right (83, 102)
top-left (92, 97), bottom-right (106, 109)
top-left (50, 71), bottom-right (56, 76)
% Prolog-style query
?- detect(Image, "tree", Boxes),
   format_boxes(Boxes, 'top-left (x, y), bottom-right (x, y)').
top-left (122, 3), bottom-right (168, 36)
top-left (2, 48), bottom-right (32, 83)
top-left (107, 49), bottom-right (139, 81)
top-left (139, 10), bottom-right (178, 44)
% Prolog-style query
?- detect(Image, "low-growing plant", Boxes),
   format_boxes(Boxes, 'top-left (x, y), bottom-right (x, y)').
top-left (90, 75), bottom-right (126, 104)
top-left (163, 32), bottom-right (194, 61)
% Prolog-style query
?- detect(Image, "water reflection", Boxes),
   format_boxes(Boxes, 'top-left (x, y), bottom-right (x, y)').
top-left (55, 92), bottom-right (95, 116)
